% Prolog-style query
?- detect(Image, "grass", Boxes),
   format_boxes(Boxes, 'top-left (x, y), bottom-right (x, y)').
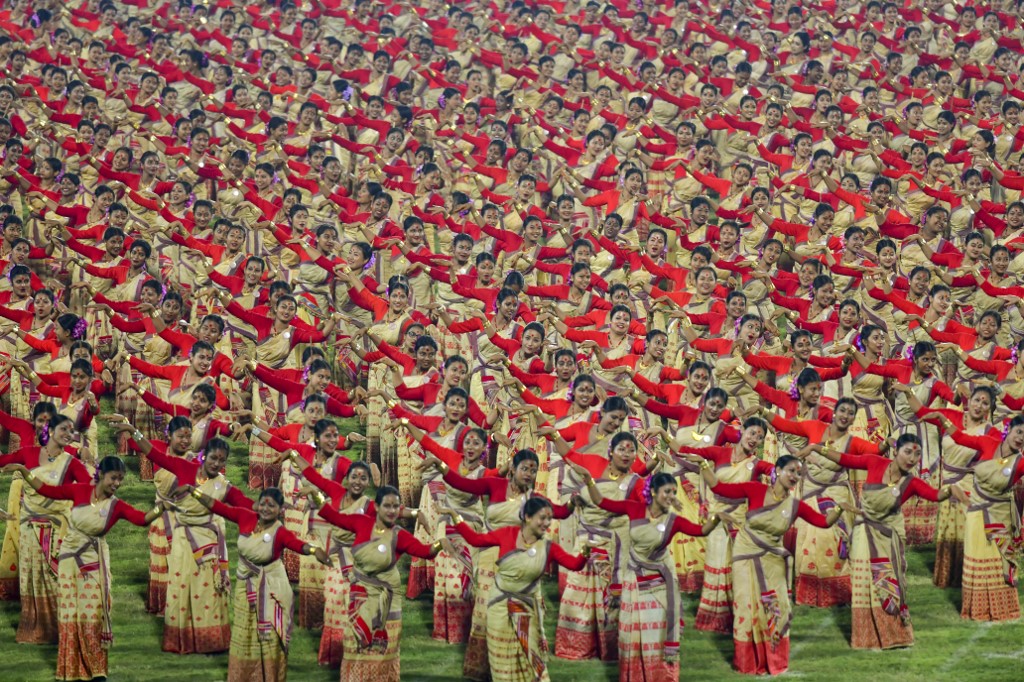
top-left (0, 410), bottom-right (1023, 681)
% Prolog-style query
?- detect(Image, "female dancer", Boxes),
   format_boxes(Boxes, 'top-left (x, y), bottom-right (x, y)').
top-left (929, 413), bottom-right (1024, 622)
top-left (554, 431), bottom-right (645, 662)
top-left (694, 454), bottom-right (850, 675)
top-left (804, 436), bottom-right (963, 649)
top-left (574, 467), bottom-right (719, 681)
top-left (3, 457), bottom-right (166, 681)
top-left (764, 398), bottom-right (881, 608)
top-left (680, 418), bottom-right (775, 634)
top-left (448, 497), bottom-right (591, 682)
top-left (0, 414), bottom-right (89, 643)
top-left (116, 429), bottom-right (250, 655)
top-left (289, 457), bottom-right (375, 667)
top-left (399, 420), bottom-right (493, 644)
top-left (425, 448), bottom-right (571, 680)
top-left (314, 484), bottom-right (442, 682)
top-left (188, 486), bottom-right (329, 682)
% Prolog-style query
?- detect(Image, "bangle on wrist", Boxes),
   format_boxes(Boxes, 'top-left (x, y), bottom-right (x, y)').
top-left (24, 470), bottom-right (35, 483)
top-left (150, 505), bottom-right (162, 516)
top-left (439, 461), bottom-right (450, 475)
top-left (251, 427), bottom-right (261, 437)
top-left (133, 430), bottom-right (143, 442)
top-left (191, 488), bottom-right (203, 500)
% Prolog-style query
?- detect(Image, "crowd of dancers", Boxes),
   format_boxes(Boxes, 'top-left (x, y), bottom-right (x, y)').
top-left (0, 0), bottom-right (1024, 680)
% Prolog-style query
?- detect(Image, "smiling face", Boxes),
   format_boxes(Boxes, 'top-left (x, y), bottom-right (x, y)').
top-left (740, 424), bottom-right (765, 453)
top-left (97, 469), bottom-right (125, 498)
top-left (169, 426), bottom-right (192, 454)
top-left (609, 310), bottom-right (631, 334)
top-left (443, 360), bottom-right (467, 387)
top-left (776, 459), bottom-right (803, 491)
top-left (317, 424), bottom-right (340, 453)
top-left (833, 401), bottom-right (857, 430)
top-left (256, 493), bottom-right (282, 524)
top-left (931, 289), bottom-right (951, 315)
top-left (524, 505), bottom-right (553, 537)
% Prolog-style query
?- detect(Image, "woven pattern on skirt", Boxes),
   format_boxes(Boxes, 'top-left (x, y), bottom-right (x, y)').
top-left (16, 519), bottom-right (60, 644)
top-left (227, 581), bottom-right (287, 682)
top-left (57, 558), bottom-right (108, 680)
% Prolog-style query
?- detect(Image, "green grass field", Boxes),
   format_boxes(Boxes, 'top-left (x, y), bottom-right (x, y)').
top-left (0, 413), bottom-right (1022, 681)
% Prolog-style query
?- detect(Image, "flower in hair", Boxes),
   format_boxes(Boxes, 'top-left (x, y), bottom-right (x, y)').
top-left (438, 94), bottom-right (447, 110)
top-left (853, 333), bottom-right (864, 352)
top-left (788, 377), bottom-right (799, 401)
top-left (39, 422), bottom-right (50, 446)
top-left (302, 365), bottom-right (311, 383)
top-left (641, 475), bottom-right (653, 504)
top-left (904, 345), bottom-right (915, 361)
top-left (73, 319), bottom-right (88, 340)
top-left (342, 86), bottom-right (353, 102)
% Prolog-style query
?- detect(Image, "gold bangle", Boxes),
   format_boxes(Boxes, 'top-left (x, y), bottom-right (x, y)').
top-left (24, 470), bottom-right (35, 483)
top-left (439, 461), bottom-right (450, 475)
top-left (191, 488), bottom-right (203, 500)
top-left (430, 540), bottom-right (443, 553)
top-left (700, 460), bottom-right (712, 470)
top-left (150, 505), bottom-right (162, 516)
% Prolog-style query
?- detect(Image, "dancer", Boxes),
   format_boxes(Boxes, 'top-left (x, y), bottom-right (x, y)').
top-left (3, 457), bottom-right (166, 681)
top-left (694, 454), bottom-right (851, 675)
top-left (314, 484), bottom-right (442, 682)
top-left (447, 497), bottom-right (591, 682)
top-left (573, 466), bottom-right (720, 682)
top-left (188, 486), bottom-right (329, 682)
top-left (800, 436), bottom-right (965, 649)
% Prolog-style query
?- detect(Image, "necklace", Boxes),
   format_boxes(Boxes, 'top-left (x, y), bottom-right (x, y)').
top-left (771, 485), bottom-right (788, 502)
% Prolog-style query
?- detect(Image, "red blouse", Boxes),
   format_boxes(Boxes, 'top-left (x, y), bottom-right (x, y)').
top-left (316, 507), bottom-right (436, 558)
top-left (209, 498), bottom-right (307, 559)
top-left (836, 454), bottom-right (941, 503)
top-left (34, 483), bottom-right (150, 530)
top-left (597, 497), bottom-right (705, 537)
top-left (146, 449), bottom-right (252, 507)
top-left (442, 468), bottom-right (572, 517)
top-left (455, 522), bottom-right (587, 569)
top-left (709, 482), bottom-right (831, 525)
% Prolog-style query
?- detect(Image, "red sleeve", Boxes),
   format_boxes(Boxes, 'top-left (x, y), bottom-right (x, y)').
top-left (906, 477), bottom-right (940, 503)
top-left (547, 541), bottom-right (588, 571)
top-left (454, 521), bottom-right (506, 548)
top-left (274, 525), bottom-right (310, 555)
top-left (709, 481), bottom-right (760, 500)
top-left (442, 467), bottom-right (504, 496)
top-left (796, 500), bottom-right (830, 528)
top-left (397, 528), bottom-right (438, 558)
top-left (595, 497), bottom-right (646, 519)
top-left (110, 499), bottom-right (150, 527)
